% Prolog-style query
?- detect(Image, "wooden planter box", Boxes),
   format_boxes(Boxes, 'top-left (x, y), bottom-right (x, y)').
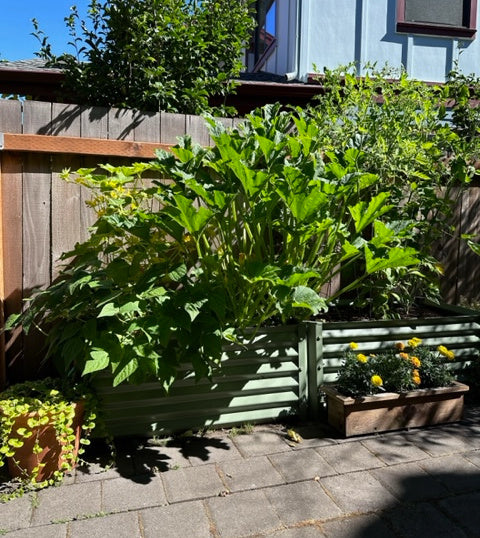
top-left (322, 381), bottom-right (469, 437)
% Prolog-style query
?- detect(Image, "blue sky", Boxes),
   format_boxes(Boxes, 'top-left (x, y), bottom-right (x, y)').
top-left (0, 1), bottom-right (90, 61)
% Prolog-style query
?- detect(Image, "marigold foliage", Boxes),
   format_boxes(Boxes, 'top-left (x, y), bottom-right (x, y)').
top-left (336, 338), bottom-right (456, 396)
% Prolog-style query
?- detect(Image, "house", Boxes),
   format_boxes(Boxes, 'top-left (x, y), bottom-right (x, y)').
top-left (247, 0), bottom-right (480, 83)
top-left (3, 1), bottom-right (480, 115)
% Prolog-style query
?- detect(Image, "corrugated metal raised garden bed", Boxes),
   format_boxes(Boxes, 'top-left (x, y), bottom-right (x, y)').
top-left (94, 303), bottom-right (480, 436)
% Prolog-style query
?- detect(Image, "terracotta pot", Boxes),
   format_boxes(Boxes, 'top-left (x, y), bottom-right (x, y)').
top-left (322, 381), bottom-right (469, 437)
top-left (7, 401), bottom-right (84, 482)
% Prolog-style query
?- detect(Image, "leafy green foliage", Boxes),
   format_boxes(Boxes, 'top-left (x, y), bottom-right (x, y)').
top-left (8, 105), bottom-right (431, 388)
top-left (33, 0), bottom-right (255, 114)
top-left (309, 64), bottom-right (480, 315)
top-left (0, 378), bottom-right (97, 500)
top-left (337, 339), bottom-right (456, 397)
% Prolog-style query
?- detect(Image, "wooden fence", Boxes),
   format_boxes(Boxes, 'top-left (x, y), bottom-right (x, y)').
top-left (0, 99), bottom-right (479, 386)
top-left (0, 100), bottom-right (238, 385)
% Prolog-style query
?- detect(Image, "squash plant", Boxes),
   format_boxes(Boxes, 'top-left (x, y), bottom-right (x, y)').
top-left (0, 378), bottom-right (97, 500)
top-left (6, 105), bottom-right (429, 390)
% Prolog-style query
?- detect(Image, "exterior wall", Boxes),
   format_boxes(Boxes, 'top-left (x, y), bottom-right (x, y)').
top-left (264, 0), bottom-right (480, 83)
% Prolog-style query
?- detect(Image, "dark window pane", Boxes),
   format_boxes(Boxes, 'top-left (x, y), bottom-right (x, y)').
top-left (405, 0), bottom-right (464, 27)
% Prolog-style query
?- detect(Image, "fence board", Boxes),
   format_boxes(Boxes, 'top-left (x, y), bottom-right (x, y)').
top-left (23, 101), bottom-right (52, 135)
top-left (0, 100), bottom-right (22, 133)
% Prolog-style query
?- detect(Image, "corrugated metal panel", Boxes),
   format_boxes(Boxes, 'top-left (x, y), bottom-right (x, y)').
top-left (318, 311), bottom-right (480, 384)
top-left (94, 325), bottom-right (304, 436)
top-left (93, 307), bottom-right (480, 436)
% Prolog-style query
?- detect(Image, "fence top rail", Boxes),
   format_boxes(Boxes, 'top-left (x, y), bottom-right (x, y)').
top-left (0, 132), bottom-right (174, 159)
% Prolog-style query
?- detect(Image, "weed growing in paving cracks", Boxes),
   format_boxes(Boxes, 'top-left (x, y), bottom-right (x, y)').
top-left (229, 423), bottom-right (254, 438)
top-left (30, 492), bottom-right (39, 509)
top-left (51, 511), bottom-right (109, 525)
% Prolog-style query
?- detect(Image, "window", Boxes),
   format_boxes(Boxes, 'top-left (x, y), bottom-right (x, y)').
top-left (247, 0), bottom-right (277, 72)
top-left (396, 0), bottom-right (477, 38)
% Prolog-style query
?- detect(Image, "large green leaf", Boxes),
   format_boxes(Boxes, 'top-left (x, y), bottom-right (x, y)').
top-left (291, 286), bottom-right (327, 314)
top-left (82, 348), bottom-right (110, 375)
top-left (365, 246), bottom-right (420, 274)
top-left (349, 192), bottom-right (393, 233)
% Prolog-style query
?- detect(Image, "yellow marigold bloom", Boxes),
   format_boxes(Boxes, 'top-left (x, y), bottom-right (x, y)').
top-left (408, 337), bottom-right (422, 348)
top-left (371, 375), bottom-right (383, 387)
top-left (410, 356), bottom-right (421, 368)
top-left (446, 350), bottom-right (455, 361)
top-left (395, 342), bottom-right (405, 351)
top-left (399, 352), bottom-right (410, 360)
top-left (349, 342), bottom-right (359, 350)
top-left (437, 345), bottom-right (449, 357)
top-left (412, 374), bottom-right (421, 385)
top-left (356, 353), bottom-right (368, 363)
top-left (412, 369), bottom-right (420, 376)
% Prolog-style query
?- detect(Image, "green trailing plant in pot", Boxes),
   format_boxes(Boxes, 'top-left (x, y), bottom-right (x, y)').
top-left (0, 377), bottom-right (97, 499)
top-left (323, 337), bottom-right (469, 437)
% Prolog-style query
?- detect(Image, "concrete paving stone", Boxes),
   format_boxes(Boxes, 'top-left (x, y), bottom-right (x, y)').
top-left (69, 511), bottom-right (142, 538)
top-left (264, 481), bottom-right (342, 525)
top-left (142, 500), bottom-right (211, 538)
top-left (320, 471), bottom-right (398, 513)
top-left (360, 435), bottom-right (429, 465)
top-left (128, 442), bottom-right (191, 474)
top-left (322, 514), bottom-right (392, 538)
top-left (75, 462), bottom-right (128, 483)
top-left (161, 463), bottom-right (224, 503)
top-left (463, 450), bottom-right (480, 468)
top-left (183, 433), bottom-right (243, 465)
top-left (5, 524), bottom-right (67, 538)
top-left (438, 491), bottom-right (480, 535)
top-left (405, 426), bottom-right (479, 456)
top-left (284, 423), bottom-right (337, 449)
top-left (370, 462), bottom-right (449, 501)
top-left (270, 524), bottom-right (325, 537)
top-left (316, 441), bottom-right (385, 474)
top-left (102, 474), bottom-right (167, 512)
top-left (0, 493), bottom-right (33, 532)
top-left (230, 428), bottom-right (291, 457)
top-left (268, 448), bottom-right (337, 482)
top-left (384, 501), bottom-right (468, 537)
top-left (207, 489), bottom-right (283, 538)
top-left (219, 455), bottom-right (285, 492)
top-left (417, 454), bottom-right (480, 494)
top-left (30, 481), bottom-right (102, 526)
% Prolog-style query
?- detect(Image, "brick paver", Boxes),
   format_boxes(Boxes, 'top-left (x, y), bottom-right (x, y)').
top-left (207, 489), bottom-right (283, 537)
top-left (1, 408), bottom-right (480, 538)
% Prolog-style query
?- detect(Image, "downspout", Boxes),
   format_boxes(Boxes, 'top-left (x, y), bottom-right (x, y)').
top-left (285, 0), bottom-right (302, 81)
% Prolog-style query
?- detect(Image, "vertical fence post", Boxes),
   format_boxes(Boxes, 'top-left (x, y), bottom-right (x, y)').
top-left (306, 321), bottom-right (324, 418)
top-left (297, 323), bottom-right (308, 418)
top-left (0, 153), bottom-right (5, 389)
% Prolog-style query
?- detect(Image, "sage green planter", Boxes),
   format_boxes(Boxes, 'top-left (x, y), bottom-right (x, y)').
top-left (94, 303), bottom-right (480, 437)
top-left (93, 324), bottom-right (308, 437)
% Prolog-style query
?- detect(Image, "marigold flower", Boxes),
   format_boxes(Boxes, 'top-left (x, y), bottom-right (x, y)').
top-left (356, 353), bottom-right (368, 363)
top-left (446, 350), bottom-right (455, 360)
top-left (408, 337), bottom-right (422, 348)
top-left (399, 352), bottom-right (410, 360)
top-left (349, 342), bottom-right (359, 350)
top-left (410, 356), bottom-right (421, 368)
top-left (437, 345), bottom-right (449, 357)
top-left (395, 342), bottom-right (405, 351)
top-left (412, 374), bottom-right (421, 385)
top-left (371, 375), bottom-right (383, 387)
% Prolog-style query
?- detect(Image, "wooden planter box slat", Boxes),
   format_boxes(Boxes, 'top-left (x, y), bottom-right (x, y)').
top-left (323, 381), bottom-right (469, 437)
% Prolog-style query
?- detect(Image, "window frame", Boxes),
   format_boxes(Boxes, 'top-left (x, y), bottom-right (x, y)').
top-left (396, 0), bottom-right (478, 39)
